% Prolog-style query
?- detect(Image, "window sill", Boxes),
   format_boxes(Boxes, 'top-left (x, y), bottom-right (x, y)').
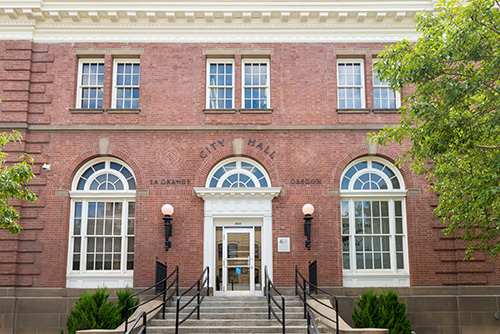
top-left (203, 108), bottom-right (237, 114)
top-left (203, 108), bottom-right (274, 114)
top-left (66, 273), bottom-right (133, 288)
top-left (106, 108), bottom-right (141, 114)
top-left (372, 108), bottom-right (399, 114)
top-left (239, 108), bottom-right (273, 114)
top-left (69, 108), bottom-right (105, 114)
top-left (336, 108), bottom-right (371, 114)
top-left (69, 108), bottom-right (141, 114)
top-left (343, 272), bottom-right (410, 287)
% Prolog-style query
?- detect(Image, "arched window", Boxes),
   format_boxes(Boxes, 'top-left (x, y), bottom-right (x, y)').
top-left (206, 158), bottom-right (271, 188)
top-left (67, 158), bottom-right (136, 288)
top-left (340, 158), bottom-right (409, 287)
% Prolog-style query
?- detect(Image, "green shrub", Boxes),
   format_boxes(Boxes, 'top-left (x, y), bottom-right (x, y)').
top-left (352, 289), bottom-right (412, 334)
top-left (66, 287), bottom-right (122, 334)
top-left (116, 286), bottom-right (140, 322)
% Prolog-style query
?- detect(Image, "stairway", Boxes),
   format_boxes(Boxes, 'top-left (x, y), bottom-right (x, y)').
top-left (147, 295), bottom-right (326, 333)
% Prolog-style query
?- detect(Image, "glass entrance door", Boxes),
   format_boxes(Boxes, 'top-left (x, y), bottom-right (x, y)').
top-left (224, 228), bottom-right (253, 295)
top-left (215, 226), bottom-right (262, 296)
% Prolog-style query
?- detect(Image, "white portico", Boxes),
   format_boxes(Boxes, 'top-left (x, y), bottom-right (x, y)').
top-left (194, 157), bottom-right (280, 296)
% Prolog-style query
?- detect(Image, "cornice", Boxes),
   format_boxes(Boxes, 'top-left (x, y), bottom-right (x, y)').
top-left (0, 0), bottom-right (436, 42)
top-left (0, 123), bottom-right (395, 132)
top-left (193, 187), bottom-right (282, 199)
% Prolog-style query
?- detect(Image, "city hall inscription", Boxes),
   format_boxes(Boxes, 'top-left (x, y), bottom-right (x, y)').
top-left (200, 138), bottom-right (276, 159)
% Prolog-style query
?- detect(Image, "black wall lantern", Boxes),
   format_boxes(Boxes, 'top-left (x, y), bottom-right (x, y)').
top-left (302, 204), bottom-right (314, 250)
top-left (161, 204), bottom-right (174, 251)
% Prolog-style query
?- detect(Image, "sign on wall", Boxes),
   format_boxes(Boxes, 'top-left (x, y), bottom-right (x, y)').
top-left (277, 237), bottom-right (290, 252)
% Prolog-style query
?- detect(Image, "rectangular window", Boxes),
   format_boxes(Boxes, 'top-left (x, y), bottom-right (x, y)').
top-left (70, 200), bottom-right (134, 273)
top-left (242, 59), bottom-right (270, 109)
top-left (207, 59), bottom-right (234, 109)
top-left (337, 60), bottom-right (365, 109)
top-left (341, 199), bottom-right (406, 272)
top-left (113, 60), bottom-right (140, 109)
top-left (373, 70), bottom-right (400, 109)
top-left (77, 59), bottom-right (104, 109)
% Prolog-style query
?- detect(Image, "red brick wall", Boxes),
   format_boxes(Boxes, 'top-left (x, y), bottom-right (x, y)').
top-left (1, 41), bottom-right (498, 288)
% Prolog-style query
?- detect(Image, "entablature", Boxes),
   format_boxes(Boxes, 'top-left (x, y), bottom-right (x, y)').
top-left (0, 0), bottom-right (438, 42)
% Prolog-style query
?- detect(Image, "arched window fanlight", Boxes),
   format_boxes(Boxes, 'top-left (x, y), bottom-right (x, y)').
top-left (341, 160), bottom-right (402, 191)
top-left (207, 158), bottom-right (270, 188)
top-left (75, 160), bottom-right (136, 191)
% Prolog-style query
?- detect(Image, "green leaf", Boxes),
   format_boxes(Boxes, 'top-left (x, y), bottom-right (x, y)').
top-left (369, 0), bottom-right (500, 259)
top-left (0, 131), bottom-right (37, 234)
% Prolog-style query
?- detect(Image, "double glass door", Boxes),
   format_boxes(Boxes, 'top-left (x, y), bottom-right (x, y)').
top-left (215, 226), bottom-right (261, 296)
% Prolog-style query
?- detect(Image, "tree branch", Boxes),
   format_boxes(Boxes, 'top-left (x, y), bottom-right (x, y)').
top-left (472, 12), bottom-right (500, 35)
top-left (476, 145), bottom-right (500, 149)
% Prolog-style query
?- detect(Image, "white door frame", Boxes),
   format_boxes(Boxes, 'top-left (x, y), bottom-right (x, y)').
top-left (194, 187), bottom-right (281, 297)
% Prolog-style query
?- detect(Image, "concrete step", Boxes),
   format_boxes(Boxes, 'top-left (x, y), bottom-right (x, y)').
top-left (165, 306), bottom-right (305, 314)
top-left (147, 325), bottom-right (313, 333)
top-left (156, 312), bottom-right (306, 320)
top-left (147, 295), bottom-right (326, 334)
top-left (150, 318), bottom-right (310, 327)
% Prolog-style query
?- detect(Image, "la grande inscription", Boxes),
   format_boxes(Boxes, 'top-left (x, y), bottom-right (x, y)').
top-left (150, 179), bottom-right (190, 185)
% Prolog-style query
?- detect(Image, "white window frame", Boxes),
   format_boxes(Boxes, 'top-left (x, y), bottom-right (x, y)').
top-left (340, 158), bottom-right (409, 287)
top-left (241, 58), bottom-right (270, 109)
top-left (206, 58), bottom-right (235, 109)
top-left (76, 58), bottom-right (105, 109)
top-left (66, 158), bottom-right (136, 288)
top-left (111, 58), bottom-right (140, 109)
top-left (372, 60), bottom-right (401, 109)
top-left (337, 59), bottom-right (365, 109)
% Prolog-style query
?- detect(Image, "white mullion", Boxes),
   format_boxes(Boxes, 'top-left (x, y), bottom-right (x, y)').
top-left (80, 200), bottom-right (88, 274)
top-left (120, 199), bottom-right (127, 274)
top-left (349, 199), bottom-right (356, 273)
top-left (388, 199), bottom-right (397, 273)
top-left (67, 200), bottom-right (76, 274)
top-left (402, 198), bottom-right (409, 272)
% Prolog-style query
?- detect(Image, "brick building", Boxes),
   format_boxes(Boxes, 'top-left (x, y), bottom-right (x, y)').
top-left (0, 1), bottom-right (499, 333)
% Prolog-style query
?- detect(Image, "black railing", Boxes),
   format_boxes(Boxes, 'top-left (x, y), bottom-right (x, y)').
top-left (124, 311), bottom-right (147, 334)
top-left (295, 265), bottom-right (339, 334)
top-left (264, 265), bottom-right (285, 334)
top-left (125, 264), bottom-right (179, 332)
top-left (307, 309), bottom-right (321, 334)
top-left (175, 266), bottom-right (210, 334)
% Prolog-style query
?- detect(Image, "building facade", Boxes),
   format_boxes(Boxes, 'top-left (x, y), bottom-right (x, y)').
top-left (1, 1), bottom-right (500, 333)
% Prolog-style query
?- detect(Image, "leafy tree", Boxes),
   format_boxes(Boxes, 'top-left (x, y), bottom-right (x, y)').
top-left (371, 0), bottom-right (500, 258)
top-left (352, 289), bottom-right (412, 334)
top-left (0, 130), bottom-right (37, 234)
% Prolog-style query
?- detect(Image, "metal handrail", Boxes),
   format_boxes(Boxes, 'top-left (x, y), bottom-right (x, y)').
top-left (125, 265), bottom-right (179, 332)
top-left (307, 309), bottom-right (321, 334)
top-left (264, 265), bottom-right (285, 334)
top-left (175, 266), bottom-right (210, 334)
top-left (124, 311), bottom-right (147, 334)
top-left (295, 265), bottom-right (339, 334)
